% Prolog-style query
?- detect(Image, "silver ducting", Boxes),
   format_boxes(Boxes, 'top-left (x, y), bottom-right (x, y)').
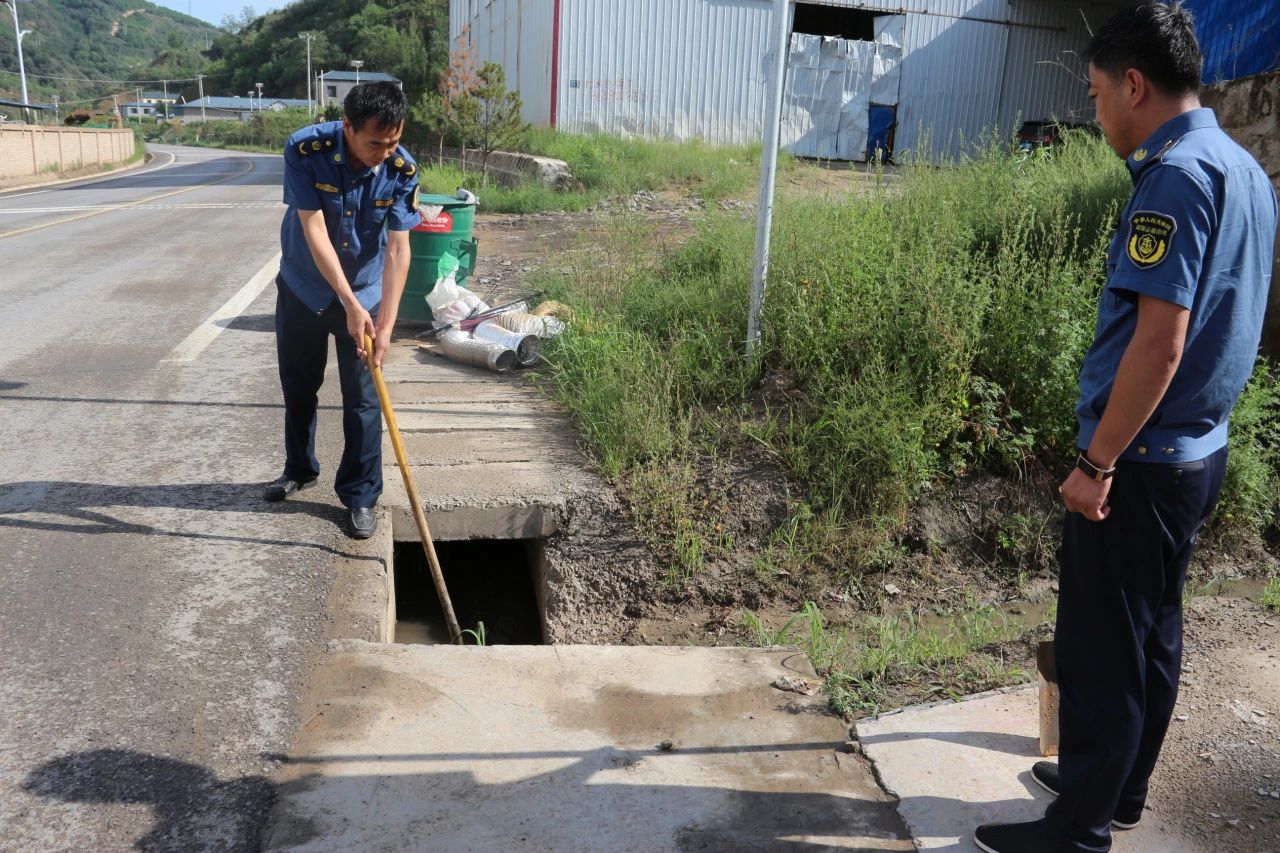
top-left (472, 321), bottom-right (543, 366)
top-left (436, 329), bottom-right (517, 373)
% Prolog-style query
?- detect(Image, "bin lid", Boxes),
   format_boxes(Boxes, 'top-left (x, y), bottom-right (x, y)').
top-left (419, 192), bottom-right (477, 209)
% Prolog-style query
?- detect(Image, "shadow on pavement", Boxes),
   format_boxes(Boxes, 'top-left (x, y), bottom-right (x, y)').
top-left (0, 392), bottom-right (341, 412)
top-left (217, 313), bottom-right (276, 333)
top-left (62, 156), bottom-right (283, 190)
top-left (22, 748), bottom-right (274, 851)
top-left (857, 730), bottom-right (1041, 758)
top-left (0, 480), bottom-right (373, 559)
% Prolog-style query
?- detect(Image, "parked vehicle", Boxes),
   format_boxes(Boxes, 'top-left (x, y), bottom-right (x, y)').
top-left (1017, 119), bottom-right (1099, 152)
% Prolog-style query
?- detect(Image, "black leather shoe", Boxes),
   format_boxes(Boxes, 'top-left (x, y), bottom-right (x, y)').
top-left (263, 475), bottom-right (316, 502)
top-left (348, 507), bottom-right (377, 539)
top-left (1030, 761), bottom-right (1141, 829)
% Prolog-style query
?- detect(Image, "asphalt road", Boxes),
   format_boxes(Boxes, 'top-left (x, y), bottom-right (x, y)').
top-left (0, 145), bottom-right (368, 850)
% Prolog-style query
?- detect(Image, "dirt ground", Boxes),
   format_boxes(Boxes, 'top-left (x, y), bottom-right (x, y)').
top-left (465, 200), bottom-right (1280, 850)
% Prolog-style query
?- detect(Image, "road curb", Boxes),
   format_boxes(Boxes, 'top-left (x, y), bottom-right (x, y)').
top-left (0, 151), bottom-right (162, 195)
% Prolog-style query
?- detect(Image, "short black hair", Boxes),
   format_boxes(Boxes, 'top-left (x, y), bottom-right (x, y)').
top-left (1083, 1), bottom-right (1202, 94)
top-left (343, 81), bottom-right (408, 132)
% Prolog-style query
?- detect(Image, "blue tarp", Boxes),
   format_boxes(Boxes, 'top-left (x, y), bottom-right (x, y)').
top-left (1183, 0), bottom-right (1280, 82)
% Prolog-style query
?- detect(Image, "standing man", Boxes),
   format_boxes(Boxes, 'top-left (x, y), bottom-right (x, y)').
top-left (976, 3), bottom-right (1277, 852)
top-left (263, 82), bottom-right (420, 539)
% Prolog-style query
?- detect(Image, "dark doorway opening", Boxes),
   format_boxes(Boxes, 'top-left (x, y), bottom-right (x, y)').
top-left (394, 539), bottom-right (545, 645)
top-left (792, 4), bottom-right (885, 41)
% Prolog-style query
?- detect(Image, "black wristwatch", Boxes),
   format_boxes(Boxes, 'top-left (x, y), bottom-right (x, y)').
top-left (1076, 453), bottom-right (1116, 482)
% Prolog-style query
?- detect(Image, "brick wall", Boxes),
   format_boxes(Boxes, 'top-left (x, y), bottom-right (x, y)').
top-left (1202, 72), bottom-right (1280, 355)
top-left (0, 127), bottom-right (137, 180)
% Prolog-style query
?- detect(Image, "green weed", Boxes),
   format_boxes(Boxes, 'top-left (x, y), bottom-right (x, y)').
top-left (1262, 577), bottom-right (1280, 613)
top-left (461, 621), bottom-right (487, 646)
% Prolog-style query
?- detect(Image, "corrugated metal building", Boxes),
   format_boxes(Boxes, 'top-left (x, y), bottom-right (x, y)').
top-left (1182, 0), bottom-right (1280, 82)
top-left (450, 0), bottom-right (1136, 160)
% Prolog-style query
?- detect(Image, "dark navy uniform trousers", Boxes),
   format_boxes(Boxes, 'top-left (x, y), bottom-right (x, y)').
top-left (1047, 447), bottom-right (1226, 851)
top-left (275, 277), bottom-right (382, 509)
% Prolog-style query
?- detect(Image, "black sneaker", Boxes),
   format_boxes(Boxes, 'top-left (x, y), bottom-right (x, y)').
top-left (263, 475), bottom-right (316, 502)
top-left (1031, 760), bottom-right (1061, 796)
top-left (1029, 761), bottom-right (1141, 829)
top-left (974, 819), bottom-right (1064, 853)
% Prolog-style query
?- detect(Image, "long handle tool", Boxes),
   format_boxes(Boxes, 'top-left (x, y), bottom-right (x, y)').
top-left (363, 334), bottom-right (463, 644)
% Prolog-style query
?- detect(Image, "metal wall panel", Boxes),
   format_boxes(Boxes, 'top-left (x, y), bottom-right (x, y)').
top-left (895, 10), bottom-right (1010, 158)
top-left (450, 0), bottom-right (556, 126)
top-left (556, 0), bottom-right (775, 144)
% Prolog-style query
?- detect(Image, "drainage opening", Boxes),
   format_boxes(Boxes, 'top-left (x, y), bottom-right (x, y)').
top-left (393, 539), bottom-right (545, 645)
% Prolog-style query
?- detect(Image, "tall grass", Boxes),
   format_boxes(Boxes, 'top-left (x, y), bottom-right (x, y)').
top-left (415, 128), bottom-right (782, 213)
top-left (540, 131), bottom-right (1280, 572)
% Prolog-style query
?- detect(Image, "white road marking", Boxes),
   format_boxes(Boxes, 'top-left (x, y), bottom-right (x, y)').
top-left (163, 251), bottom-right (281, 365)
top-left (0, 202), bottom-right (282, 214)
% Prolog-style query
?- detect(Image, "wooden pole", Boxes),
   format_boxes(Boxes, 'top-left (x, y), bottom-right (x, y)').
top-left (363, 334), bottom-right (463, 644)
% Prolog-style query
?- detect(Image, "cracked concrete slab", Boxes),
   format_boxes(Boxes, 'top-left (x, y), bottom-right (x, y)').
top-left (855, 687), bottom-right (1203, 852)
top-left (266, 644), bottom-right (914, 852)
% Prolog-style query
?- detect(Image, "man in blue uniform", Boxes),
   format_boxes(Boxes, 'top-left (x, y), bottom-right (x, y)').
top-left (262, 82), bottom-right (421, 539)
top-left (975, 3), bottom-right (1277, 852)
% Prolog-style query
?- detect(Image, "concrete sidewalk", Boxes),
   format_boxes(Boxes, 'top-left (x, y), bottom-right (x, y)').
top-left (856, 687), bottom-right (1204, 852)
top-left (266, 644), bottom-right (914, 852)
top-left (376, 344), bottom-right (599, 542)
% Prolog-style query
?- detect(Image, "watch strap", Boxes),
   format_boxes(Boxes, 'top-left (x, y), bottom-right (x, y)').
top-left (1076, 453), bottom-right (1116, 481)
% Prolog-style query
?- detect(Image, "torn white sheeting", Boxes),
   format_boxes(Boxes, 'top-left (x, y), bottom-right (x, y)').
top-left (781, 17), bottom-right (903, 162)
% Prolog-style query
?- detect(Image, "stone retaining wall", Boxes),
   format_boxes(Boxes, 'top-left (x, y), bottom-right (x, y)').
top-left (1202, 72), bottom-right (1280, 355)
top-left (432, 146), bottom-right (575, 190)
top-left (0, 126), bottom-right (137, 180)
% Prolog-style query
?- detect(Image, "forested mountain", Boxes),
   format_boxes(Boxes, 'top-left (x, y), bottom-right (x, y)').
top-left (0, 0), bottom-right (217, 103)
top-left (206, 0), bottom-right (448, 101)
top-left (0, 0), bottom-right (448, 117)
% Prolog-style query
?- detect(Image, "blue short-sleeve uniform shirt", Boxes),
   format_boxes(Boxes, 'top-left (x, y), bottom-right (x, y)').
top-left (278, 121), bottom-right (421, 314)
top-left (1076, 108), bottom-right (1278, 462)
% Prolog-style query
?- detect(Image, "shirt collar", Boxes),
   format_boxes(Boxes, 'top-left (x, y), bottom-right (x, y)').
top-left (1126, 107), bottom-right (1218, 179)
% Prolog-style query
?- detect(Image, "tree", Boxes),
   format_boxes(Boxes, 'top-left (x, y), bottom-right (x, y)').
top-left (438, 26), bottom-right (480, 171)
top-left (471, 62), bottom-right (524, 187)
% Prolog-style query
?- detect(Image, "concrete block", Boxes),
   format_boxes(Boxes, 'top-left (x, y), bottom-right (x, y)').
top-left (265, 644), bottom-right (913, 852)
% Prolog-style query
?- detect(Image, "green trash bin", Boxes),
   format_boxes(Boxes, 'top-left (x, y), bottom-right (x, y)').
top-left (400, 193), bottom-right (479, 322)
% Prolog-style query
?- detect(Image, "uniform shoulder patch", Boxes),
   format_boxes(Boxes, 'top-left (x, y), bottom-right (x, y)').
top-left (387, 153), bottom-right (417, 179)
top-left (1126, 210), bottom-right (1177, 269)
top-left (295, 137), bottom-right (336, 157)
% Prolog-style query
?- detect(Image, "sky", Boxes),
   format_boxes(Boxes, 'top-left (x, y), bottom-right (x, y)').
top-left (149, 1), bottom-right (290, 27)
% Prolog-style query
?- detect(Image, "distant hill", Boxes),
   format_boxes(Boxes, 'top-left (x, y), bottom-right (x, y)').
top-left (0, 0), bottom-right (218, 105)
top-left (205, 0), bottom-right (448, 102)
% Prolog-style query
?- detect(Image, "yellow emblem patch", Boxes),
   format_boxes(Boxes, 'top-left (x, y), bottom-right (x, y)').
top-left (393, 157), bottom-right (405, 169)
top-left (374, 198), bottom-right (395, 208)
top-left (333, 153), bottom-right (343, 164)
top-left (1133, 148), bottom-right (1147, 162)
top-left (314, 182), bottom-right (339, 193)
top-left (1126, 210), bottom-right (1176, 269)
top-left (311, 140), bottom-right (322, 151)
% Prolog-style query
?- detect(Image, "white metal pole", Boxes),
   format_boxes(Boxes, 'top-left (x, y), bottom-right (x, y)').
top-left (745, 0), bottom-right (791, 360)
top-left (302, 32), bottom-right (314, 114)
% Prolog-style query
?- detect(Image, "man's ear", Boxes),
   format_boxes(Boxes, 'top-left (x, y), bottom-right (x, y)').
top-left (1125, 68), bottom-right (1149, 108)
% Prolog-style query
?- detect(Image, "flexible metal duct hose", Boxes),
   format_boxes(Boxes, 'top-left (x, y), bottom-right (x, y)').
top-left (495, 312), bottom-right (567, 338)
top-left (472, 321), bottom-right (543, 366)
top-left (436, 330), bottom-right (517, 373)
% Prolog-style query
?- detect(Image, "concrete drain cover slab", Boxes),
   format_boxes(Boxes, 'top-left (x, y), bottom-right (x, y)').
top-left (855, 687), bottom-right (1201, 852)
top-left (267, 643), bottom-right (913, 852)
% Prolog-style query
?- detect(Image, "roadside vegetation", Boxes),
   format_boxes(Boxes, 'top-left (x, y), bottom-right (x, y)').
top-left (532, 131), bottom-right (1280, 714)
top-left (416, 128), bottom-right (779, 213)
top-left (142, 109), bottom-right (312, 154)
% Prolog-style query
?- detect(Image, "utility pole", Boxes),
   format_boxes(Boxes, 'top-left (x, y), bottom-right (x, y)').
top-left (300, 32), bottom-right (315, 115)
top-left (255, 81), bottom-right (263, 112)
top-left (162, 79), bottom-right (169, 119)
top-left (136, 86), bottom-right (143, 123)
top-left (197, 73), bottom-right (206, 122)
top-left (746, 0), bottom-right (791, 360)
top-left (1, 0), bottom-right (31, 122)
top-left (52, 94), bottom-right (58, 124)
top-left (350, 59), bottom-right (363, 87)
